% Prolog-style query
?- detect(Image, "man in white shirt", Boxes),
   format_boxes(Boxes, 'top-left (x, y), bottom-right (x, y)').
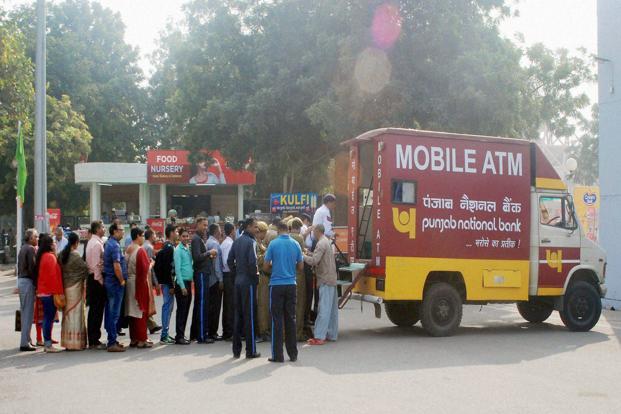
top-left (312, 194), bottom-right (336, 239)
top-left (220, 223), bottom-right (236, 340)
top-left (54, 226), bottom-right (68, 254)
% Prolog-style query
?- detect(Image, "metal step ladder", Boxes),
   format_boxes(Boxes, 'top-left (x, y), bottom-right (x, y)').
top-left (357, 177), bottom-right (374, 259)
top-left (336, 262), bottom-right (383, 318)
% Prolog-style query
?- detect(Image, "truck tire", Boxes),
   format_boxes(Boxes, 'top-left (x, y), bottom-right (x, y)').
top-left (385, 302), bottom-right (420, 327)
top-left (517, 301), bottom-right (553, 323)
top-left (420, 282), bottom-right (462, 337)
top-left (560, 281), bottom-right (601, 332)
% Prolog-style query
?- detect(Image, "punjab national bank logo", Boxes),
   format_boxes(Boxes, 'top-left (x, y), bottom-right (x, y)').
top-left (393, 208), bottom-right (416, 239)
top-left (546, 249), bottom-right (563, 273)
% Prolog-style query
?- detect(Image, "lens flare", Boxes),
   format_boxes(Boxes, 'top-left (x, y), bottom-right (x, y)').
top-left (371, 3), bottom-right (402, 50)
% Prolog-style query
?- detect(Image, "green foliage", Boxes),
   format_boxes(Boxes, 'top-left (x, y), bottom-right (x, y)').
top-left (568, 105), bottom-right (598, 186)
top-left (0, 11), bottom-right (92, 217)
top-left (45, 94), bottom-right (92, 213)
top-left (152, 0), bottom-right (593, 194)
top-left (11, 0), bottom-right (147, 162)
top-left (0, 15), bottom-right (34, 212)
top-left (520, 43), bottom-right (594, 141)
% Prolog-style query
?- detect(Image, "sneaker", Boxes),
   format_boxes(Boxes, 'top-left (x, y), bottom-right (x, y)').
top-left (107, 344), bottom-right (126, 352)
top-left (160, 336), bottom-right (175, 345)
top-left (44, 346), bottom-right (63, 353)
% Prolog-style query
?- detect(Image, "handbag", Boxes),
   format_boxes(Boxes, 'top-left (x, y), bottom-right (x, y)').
top-left (53, 294), bottom-right (66, 309)
top-left (15, 310), bottom-right (21, 332)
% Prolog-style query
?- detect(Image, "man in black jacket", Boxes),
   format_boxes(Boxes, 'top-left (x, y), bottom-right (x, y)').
top-left (190, 217), bottom-right (217, 343)
top-left (154, 225), bottom-right (177, 344)
top-left (227, 217), bottom-right (261, 359)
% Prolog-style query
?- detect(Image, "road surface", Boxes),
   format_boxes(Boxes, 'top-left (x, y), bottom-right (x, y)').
top-left (0, 266), bottom-right (619, 413)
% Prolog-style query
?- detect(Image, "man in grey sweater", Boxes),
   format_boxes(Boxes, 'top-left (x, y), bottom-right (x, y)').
top-left (302, 224), bottom-right (338, 345)
top-left (17, 229), bottom-right (38, 351)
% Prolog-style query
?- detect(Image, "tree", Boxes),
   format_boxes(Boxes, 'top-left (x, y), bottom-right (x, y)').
top-left (11, 0), bottom-right (147, 162)
top-left (519, 43), bottom-right (594, 144)
top-left (568, 105), bottom-right (598, 186)
top-left (0, 15), bottom-right (34, 213)
top-left (0, 10), bottom-right (92, 217)
top-left (151, 0), bottom-right (596, 195)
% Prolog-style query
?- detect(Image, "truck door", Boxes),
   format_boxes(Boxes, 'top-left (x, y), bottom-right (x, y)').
top-left (535, 194), bottom-right (581, 295)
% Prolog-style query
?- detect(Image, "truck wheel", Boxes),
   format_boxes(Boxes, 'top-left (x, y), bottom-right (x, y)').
top-left (560, 281), bottom-right (601, 332)
top-left (517, 301), bottom-right (553, 323)
top-left (420, 282), bottom-right (462, 337)
top-left (385, 302), bottom-right (420, 327)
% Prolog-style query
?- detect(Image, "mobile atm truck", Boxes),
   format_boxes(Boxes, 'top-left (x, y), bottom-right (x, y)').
top-left (342, 128), bottom-right (607, 337)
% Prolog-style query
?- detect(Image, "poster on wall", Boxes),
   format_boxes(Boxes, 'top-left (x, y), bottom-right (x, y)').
top-left (47, 208), bottom-right (61, 230)
top-left (270, 193), bottom-right (318, 214)
top-left (573, 186), bottom-right (599, 242)
top-left (147, 150), bottom-right (256, 185)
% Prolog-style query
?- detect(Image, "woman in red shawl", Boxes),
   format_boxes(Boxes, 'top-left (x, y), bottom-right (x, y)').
top-left (124, 228), bottom-right (153, 348)
top-left (35, 233), bottom-right (64, 353)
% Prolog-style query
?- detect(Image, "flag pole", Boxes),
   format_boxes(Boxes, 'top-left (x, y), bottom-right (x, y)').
top-left (15, 121), bottom-right (23, 281)
top-left (34, 0), bottom-right (47, 234)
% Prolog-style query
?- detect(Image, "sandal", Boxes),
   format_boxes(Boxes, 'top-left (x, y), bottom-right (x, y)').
top-left (307, 338), bottom-right (326, 346)
top-left (136, 341), bottom-right (153, 349)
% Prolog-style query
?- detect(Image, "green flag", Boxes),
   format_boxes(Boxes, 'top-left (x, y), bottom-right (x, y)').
top-left (15, 122), bottom-right (27, 206)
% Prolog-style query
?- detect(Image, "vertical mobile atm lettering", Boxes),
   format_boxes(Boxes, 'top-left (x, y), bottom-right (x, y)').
top-left (396, 144), bottom-right (523, 176)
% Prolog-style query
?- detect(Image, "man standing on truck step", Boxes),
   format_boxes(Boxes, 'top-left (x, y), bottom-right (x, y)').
top-left (312, 194), bottom-right (336, 241)
top-left (303, 224), bottom-right (338, 345)
top-left (263, 221), bottom-right (304, 362)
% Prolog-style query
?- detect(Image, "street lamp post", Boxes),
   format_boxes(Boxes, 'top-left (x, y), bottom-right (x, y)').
top-left (34, 0), bottom-right (48, 233)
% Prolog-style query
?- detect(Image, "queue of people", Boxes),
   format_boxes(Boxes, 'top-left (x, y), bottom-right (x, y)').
top-left (15, 194), bottom-right (341, 364)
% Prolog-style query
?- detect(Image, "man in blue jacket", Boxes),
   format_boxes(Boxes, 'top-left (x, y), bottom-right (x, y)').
top-left (227, 217), bottom-right (261, 359)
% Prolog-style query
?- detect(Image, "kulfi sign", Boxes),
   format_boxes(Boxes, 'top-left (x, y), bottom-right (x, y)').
top-left (147, 150), bottom-right (255, 185)
top-left (270, 192), bottom-right (318, 213)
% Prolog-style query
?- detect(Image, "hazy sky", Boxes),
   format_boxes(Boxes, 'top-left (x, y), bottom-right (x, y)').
top-left (3, 0), bottom-right (598, 100)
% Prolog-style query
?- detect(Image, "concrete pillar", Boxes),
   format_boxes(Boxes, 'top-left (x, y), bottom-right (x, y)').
top-left (160, 184), bottom-right (167, 219)
top-left (90, 182), bottom-right (101, 222)
top-left (599, 0), bottom-right (621, 305)
top-left (139, 184), bottom-right (150, 223)
top-left (237, 185), bottom-right (244, 221)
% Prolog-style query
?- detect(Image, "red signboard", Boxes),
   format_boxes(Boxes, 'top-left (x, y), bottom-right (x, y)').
top-left (48, 208), bottom-right (61, 230)
top-left (147, 150), bottom-right (256, 185)
top-left (347, 131), bottom-right (533, 267)
top-left (146, 218), bottom-right (166, 236)
top-left (377, 133), bottom-right (531, 263)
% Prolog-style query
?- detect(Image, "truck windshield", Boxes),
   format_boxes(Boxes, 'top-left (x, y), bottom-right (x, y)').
top-left (539, 196), bottom-right (577, 230)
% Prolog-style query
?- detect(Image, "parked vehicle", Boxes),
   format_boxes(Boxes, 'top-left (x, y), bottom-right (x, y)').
top-left (341, 128), bottom-right (606, 336)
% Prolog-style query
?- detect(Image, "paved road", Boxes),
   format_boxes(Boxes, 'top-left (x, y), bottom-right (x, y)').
top-left (0, 267), bottom-right (620, 413)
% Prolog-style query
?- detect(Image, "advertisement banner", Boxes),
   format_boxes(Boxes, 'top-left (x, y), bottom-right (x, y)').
top-left (47, 208), bottom-right (61, 230)
top-left (147, 150), bottom-right (255, 185)
top-left (380, 134), bottom-right (531, 262)
top-left (146, 218), bottom-right (166, 236)
top-left (270, 193), bottom-right (318, 214)
top-left (573, 186), bottom-right (599, 242)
